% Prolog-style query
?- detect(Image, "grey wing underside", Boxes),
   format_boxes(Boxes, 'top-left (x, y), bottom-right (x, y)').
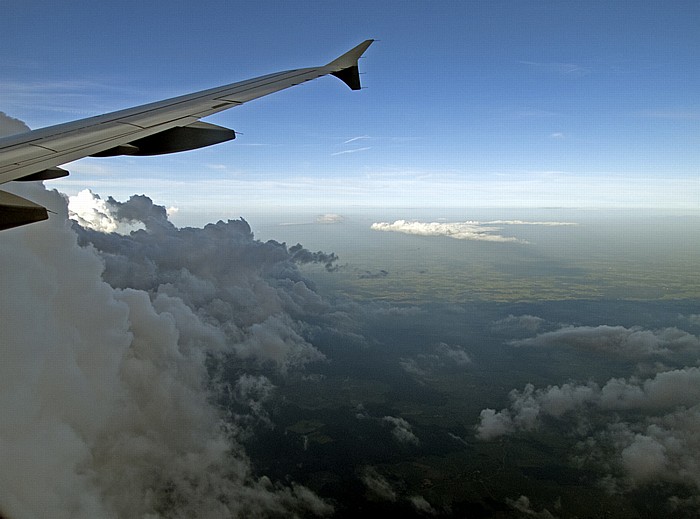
top-left (0, 39), bottom-right (373, 230)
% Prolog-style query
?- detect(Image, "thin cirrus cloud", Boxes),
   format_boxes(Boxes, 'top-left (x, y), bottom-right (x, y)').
top-left (518, 60), bottom-right (591, 76)
top-left (343, 135), bottom-right (371, 144)
top-left (331, 146), bottom-right (371, 156)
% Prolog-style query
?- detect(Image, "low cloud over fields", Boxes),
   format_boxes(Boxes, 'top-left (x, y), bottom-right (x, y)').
top-left (371, 219), bottom-right (576, 243)
top-left (477, 318), bottom-right (700, 502)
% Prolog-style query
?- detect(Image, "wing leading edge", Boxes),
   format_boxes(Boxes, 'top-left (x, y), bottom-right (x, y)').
top-left (0, 39), bottom-right (374, 230)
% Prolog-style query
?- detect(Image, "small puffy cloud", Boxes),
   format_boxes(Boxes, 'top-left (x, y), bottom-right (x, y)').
top-left (361, 467), bottom-right (397, 502)
top-left (383, 416), bottom-right (420, 446)
top-left (400, 342), bottom-right (471, 379)
top-left (409, 495), bottom-right (437, 515)
top-left (316, 213), bottom-right (344, 224)
top-left (550, 132), bottom-right (565, 139)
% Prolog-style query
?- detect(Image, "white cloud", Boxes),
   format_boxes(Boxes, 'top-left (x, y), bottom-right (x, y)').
top-left (476, 360), bottom-right (700, 494)
top-left (316, 213), bottom-right (344, 224)
top-left (371, 220), bottom-right (522, 243)
top-left (382, 416), bottom-right (420, 446)
top-left (370, 219), bottom-right (578, 243)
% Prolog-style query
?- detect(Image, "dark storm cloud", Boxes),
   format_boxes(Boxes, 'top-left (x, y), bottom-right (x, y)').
top-left (288, 243), bottom-right (338, 272)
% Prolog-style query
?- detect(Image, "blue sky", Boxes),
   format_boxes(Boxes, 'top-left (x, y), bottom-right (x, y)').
top-left (2, 1), bottom-right (699, 221)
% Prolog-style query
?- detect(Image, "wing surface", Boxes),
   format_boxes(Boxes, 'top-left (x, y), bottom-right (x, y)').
top-left (0, 40), bottom-right (373, 230)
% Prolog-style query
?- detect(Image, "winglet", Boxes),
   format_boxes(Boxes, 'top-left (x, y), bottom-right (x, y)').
top-left (326, 39), bottom-right (374, 90)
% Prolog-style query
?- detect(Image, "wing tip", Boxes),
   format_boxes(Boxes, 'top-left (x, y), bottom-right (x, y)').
top-left (326, 40), bottom-right (374, 90)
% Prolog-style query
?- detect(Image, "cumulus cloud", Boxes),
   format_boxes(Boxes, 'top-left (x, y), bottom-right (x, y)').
top-left (0, 141), bottom-right (337, 519)
top-left (511, 325), bottom-right (700, 360)
top-left (476, 360), bottom-right (700, 495)
top-left (68, 189), bottom-right (146, 234)
top-left (382, 416), bottom-right (420, 446)
top-left (477, 366), bottom-right (700, 438)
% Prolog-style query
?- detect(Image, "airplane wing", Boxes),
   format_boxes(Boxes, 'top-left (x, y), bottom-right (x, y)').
top-left (0, 40), bottom-right (374, 230)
